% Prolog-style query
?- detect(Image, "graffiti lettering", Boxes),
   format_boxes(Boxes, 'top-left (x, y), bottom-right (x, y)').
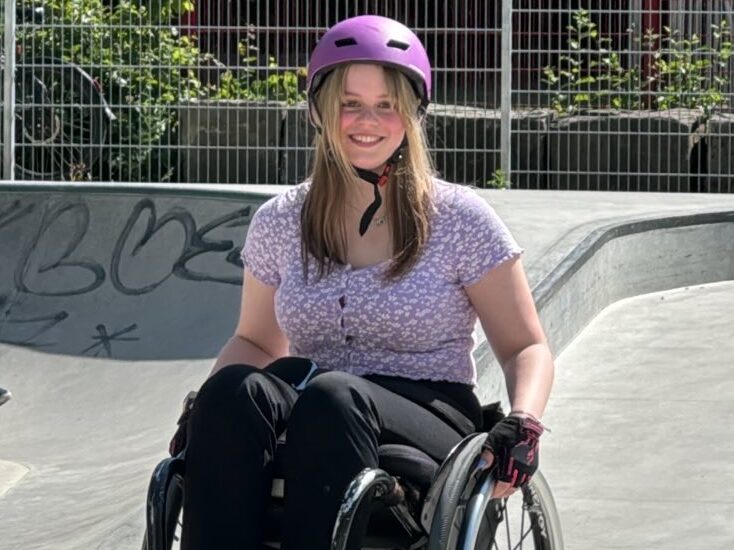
top-left (81, 323), bottom-right (140, 357)
top-left (1, 193), bottom-right (259, 352)
top-left (111, 199), bottom-right (251, 295)
top-left (0, 200), bottom-right (34, 230)
top-left (14, 202), bottom-right (106, 297)
top-left (173, 206), bottom-right (251, 284)
top-left (2, 309), bottom-right (69, 347)
top-left (110, 199), bottom-right (192, 295)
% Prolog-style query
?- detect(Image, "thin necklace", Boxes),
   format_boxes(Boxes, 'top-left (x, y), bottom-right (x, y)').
top-left (347, 203), bottom-right (387, 227)
top-left (372, 214), bottom-right (387, 227)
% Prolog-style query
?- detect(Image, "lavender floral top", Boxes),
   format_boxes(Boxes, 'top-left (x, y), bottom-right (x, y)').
top-left (241, 180), bottom-right (522, 385)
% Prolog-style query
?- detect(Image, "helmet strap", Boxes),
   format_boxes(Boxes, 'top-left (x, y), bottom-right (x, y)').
top-left (356, 163), bottom-right (391, 236)
top-left (354, 138), bottom-right (406, 236)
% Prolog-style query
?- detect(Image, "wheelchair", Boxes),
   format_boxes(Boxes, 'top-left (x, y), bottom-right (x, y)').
top-left (142, 412), bottom-right (563, 550)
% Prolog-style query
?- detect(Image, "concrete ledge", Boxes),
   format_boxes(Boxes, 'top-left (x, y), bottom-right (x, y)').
top-left (547, 109), bottom-right (706, 192)
top-left (537, 212), bottom-right (734, 351)
top-left (475, 209), bottom-right (734, 402)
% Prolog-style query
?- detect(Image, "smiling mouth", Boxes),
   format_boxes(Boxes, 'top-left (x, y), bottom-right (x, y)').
top-left (350, 135), bottom-right (384, 146)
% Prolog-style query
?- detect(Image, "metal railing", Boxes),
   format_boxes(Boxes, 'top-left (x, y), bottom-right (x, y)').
top-left (1, 0), bottom-right (732, 191)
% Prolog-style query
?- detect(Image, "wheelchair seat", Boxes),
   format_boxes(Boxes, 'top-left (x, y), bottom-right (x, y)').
top-left (266, 441), bottom-right (438, 547)
top-left (377, 444), bottom-right (438, 490)
top-left (269, 441), bottom-right (438, 501)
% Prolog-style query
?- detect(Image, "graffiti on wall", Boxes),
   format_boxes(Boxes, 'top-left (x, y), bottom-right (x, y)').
top-left (0, 196), bottom-right (255, 355)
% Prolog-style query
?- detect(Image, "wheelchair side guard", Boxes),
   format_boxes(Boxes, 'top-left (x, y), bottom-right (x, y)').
top-left (145, 454), bottom-right (186, 550)
top-left (419, 433), bottom-right (486, 533)
top-left (331, 468), bottom-right (403, 550)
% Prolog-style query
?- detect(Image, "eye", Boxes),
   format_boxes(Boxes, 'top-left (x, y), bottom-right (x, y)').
top-left (377, 101), bottom-right (395, 110)
top-left (341, 100), bottom-right (361, 109)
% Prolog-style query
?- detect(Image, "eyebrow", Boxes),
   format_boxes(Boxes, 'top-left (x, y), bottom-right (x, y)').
top-left (343, 91), bottom-right (391, 98)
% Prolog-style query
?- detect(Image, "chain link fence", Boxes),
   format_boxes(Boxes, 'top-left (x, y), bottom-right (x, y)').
top-left (1, 0), bottom-right (732, 191)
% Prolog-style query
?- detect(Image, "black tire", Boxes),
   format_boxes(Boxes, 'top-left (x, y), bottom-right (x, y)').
top-left (142, 467), bottom-right (184, 550)
top-left (427, 433), bottom-right (487, 549)
top-left (14, 58), bottom-right (112, 180)
top-left (428, 433), bottom-right (563, 550)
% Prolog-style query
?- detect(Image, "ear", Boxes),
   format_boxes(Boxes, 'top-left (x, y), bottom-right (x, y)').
top-left (416, 102), bottom-right (428, 120)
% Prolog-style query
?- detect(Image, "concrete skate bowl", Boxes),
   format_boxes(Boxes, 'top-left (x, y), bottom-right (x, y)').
top-left (0, 182), bottom-right (732, 550)
top-left (0, 183), bottom-right (276, 549)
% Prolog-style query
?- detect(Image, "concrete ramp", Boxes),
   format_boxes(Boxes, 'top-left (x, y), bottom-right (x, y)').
top-left (0, 184), bottom-right (280, 360)
top-left (0, 346), bottom-right (207, 549)
top-left (1, 182), bottom-right (734, 549)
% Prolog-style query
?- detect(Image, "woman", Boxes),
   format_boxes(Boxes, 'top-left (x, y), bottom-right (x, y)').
top-left (179, 15), bottom-right (554, 550)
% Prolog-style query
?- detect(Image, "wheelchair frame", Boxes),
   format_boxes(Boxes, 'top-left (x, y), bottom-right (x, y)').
top-left (143, 433), bottom-right (563, 550)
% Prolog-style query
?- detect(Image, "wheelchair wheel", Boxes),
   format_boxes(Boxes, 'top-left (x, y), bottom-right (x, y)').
top-left (474, 471), bottom-right (563, 549)
top-left (14, 58), bottom-right (114, 181)
top-left (142, 457), bottom-right (184, 550)
top-left (428, 433), bottom-right (563, 550)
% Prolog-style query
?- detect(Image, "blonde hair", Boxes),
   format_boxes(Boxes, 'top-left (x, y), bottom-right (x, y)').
top-left (301, 64), bottom-right (436, 281)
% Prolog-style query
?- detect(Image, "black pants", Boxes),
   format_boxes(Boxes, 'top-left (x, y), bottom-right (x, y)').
top-left (181, 357), bottom-right (481, 550)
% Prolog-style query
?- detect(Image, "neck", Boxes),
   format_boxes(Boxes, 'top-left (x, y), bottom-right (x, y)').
top-left (349, 162), bottom-right (394, 236)
top-left (347, 166), bottom-right (386, 208)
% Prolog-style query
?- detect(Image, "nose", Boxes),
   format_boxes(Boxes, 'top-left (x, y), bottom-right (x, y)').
top-left (354, 105), bottom-right (381, 123)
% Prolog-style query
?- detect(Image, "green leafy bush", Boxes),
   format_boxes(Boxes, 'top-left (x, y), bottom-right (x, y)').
top-left (16, 0), bottom-right (305, 182)
top-left (17, 0), bottom-right (205, 181)
top-left (649, 20), bottom-right (732, 111)
top-left (485, 169), bottom-right (510, 189)
top-left (543, 9), bottom-right (732, 115)
top-left (211, 31), bottom-right (306, 104)
top-left (542, 9), bottom-right (643, 112)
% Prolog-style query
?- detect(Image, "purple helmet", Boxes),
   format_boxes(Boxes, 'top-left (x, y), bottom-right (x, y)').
top-left (307, 15), bottom-right (431, 109)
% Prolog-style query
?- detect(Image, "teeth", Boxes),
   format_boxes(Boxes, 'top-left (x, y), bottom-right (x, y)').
top-left (352, 135), bottom-right (381, 143)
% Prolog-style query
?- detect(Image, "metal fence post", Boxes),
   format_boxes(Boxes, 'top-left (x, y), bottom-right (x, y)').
top-left (2, 0), bottom-right (15, 180)
top-left (500, 0), bottom-right (513, 188)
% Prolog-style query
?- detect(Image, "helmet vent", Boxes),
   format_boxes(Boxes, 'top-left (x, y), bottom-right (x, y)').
top-left (386, 39), bottom-right (410, 51)
top-left (334, 38), bottom-right (358, 47)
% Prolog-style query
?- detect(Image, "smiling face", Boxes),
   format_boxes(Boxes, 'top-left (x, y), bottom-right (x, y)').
top-left (339, 64), bottom-right (407, 172)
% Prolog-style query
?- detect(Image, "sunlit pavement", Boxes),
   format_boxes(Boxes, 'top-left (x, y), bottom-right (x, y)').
top-left (543, 281), bottom-right (734, 550)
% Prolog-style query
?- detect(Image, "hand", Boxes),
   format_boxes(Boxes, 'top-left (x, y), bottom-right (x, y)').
top-left (480, 414), bottom-right (544, 496)
top-left (478, 449), bottom-right (519, 499)
top-left (169, 391), bottom-right (197, 456)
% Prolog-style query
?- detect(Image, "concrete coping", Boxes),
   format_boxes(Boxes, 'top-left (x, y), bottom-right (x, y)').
top-left (534, 210), bottom-right (734, 311)
top-left (473, 207), bottom-right (734, 403)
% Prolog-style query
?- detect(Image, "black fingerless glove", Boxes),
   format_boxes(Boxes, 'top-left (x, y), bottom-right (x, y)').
top-left (482, 414), bottom-right (544, 487)
top-left (169, 391), bottom-right (197, 456)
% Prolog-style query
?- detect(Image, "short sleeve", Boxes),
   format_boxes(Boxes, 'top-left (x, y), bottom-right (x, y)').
top-left (453, 188), bottom-right (523, 286)
top-left (240, 199), bottom-right (282, 287)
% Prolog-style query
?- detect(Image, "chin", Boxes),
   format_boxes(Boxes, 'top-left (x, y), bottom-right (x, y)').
top-left (349, 158), bottom-right (388, 172)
